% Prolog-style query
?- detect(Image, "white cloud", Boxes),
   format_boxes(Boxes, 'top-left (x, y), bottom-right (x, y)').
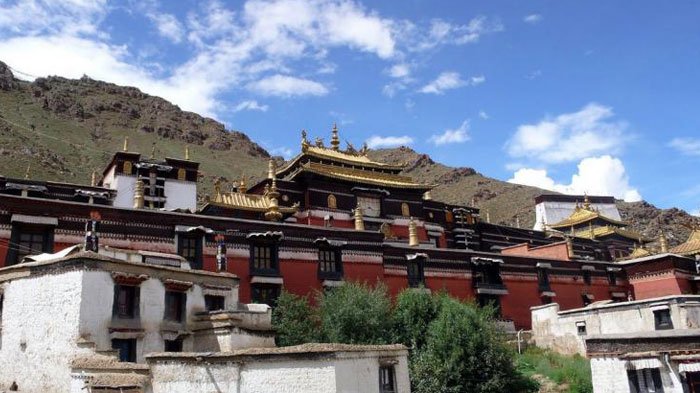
top-left (388, 63), bottom-right (410, 78)
top-left (478, 110), bottom-right (489, 120)
top-left (148, 13), bottom-right (185, 43)
top-left (269, 146), bottom-right (293, 159)
top-left (0, 0), bottom-right (108, 36)
top-left (233, 100), bottom-right (269, 112)
top-left (429, 120), bottom-right (471, 146)
top-left (669, 137), bottom-right (700, 156)
top-left (691, 209), bottom-right (700, 217)
top-left (419, 72), bottom-right (484, 94)
top-left (523, 14), bottom-right (543, 24)
top-left (366, 135), bottom-right (414, 149)
top-left (469, 75), bottom-right (485, 85)
top-left (246, 74), bottom-right (328, 97)
top-left (508, 155), bottom-right (642, 202)
top-left (409, 16), bottom-right (503, 51)
top-left (506, 103), bottom-right (628, 164)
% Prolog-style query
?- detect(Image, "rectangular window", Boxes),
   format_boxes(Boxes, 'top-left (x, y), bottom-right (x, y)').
top-left (407, 258), bottom-right (425, 288)
top-left (6, 224), bottom-right (53, 266)
top-left (654, 309), bottom-right (673, 330)
top-left (250, 244), bottom-right (278, 275)
top-left (608, 271), bottom-right (618, 286)
top-left (577, 323), bottom-right (587, 336)
top-left (111, 338), bottom-right (137, 363)
top-left (164, 339), bottom-right (183, 352)
top-left (205, 295), bottom-right (226, 312)
top-left (582, 270), bottom-right (592, 285)
top-left (627, 368), bottom-right (664, 393)
top-left (357, 196), bottom-right (381, 217)
top-left (251, 284), bottom-right (281, 306)
top-left (537, 269), bottom-right (551, 291)
top-left (178, 235), bottom-right (202, 269)
top-left (379, 365), bottom-right (396, 393)
top-left (164, 291), bottom-right (186, 323)
top-left (113, 285), bottom-right (138, 319)
top-left (318, 248), bottom-right (342, 280)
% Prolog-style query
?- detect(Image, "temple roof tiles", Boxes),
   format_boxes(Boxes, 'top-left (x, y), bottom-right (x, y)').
top-left (574, 225), bottom-right (647, 241)
top-left (549, 206), bottom-right (626, 229)
top-left (208, 189), bottom-right (298, 214)
top-left (288, 161), bottom-right (434, 190)
top-left (670, 230), bottom-right (700, 256)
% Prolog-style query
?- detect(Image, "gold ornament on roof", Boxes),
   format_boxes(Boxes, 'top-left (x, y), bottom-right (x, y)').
top-left (301, 130), bottom-right (309, 152)
top-left (123, 136), bottom-right (129, 152)
top-left (24, 163), bottom-right (30, 180)
top-left (238, 177), bottom-right (247, 194)
top-left (91, 171), bottom-right (97, 187)
top-left (330, 123), bottom-right (340, 151)
top-left (354, 204), bottom-right (365, 231)
top-left (268, 158), bottom-right (276, 180)
top-left (185, 145), bottom-right (190, 160)
top-left (408, 217), bottom-right (419, 247)
top-left (315, 137), bottom-right (325, 148)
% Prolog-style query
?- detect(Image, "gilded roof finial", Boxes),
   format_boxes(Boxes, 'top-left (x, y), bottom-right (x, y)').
top-left (214, 178), bottom-right (222, 201)
top-left (123, 136), bottom-right (129, 152)
top-left (408, 217), bottom-right (419, 247)
top-left (238, 177), bottom-right (247, 194)
top-left (583, 193), bottom-right (591, 209)
top-left (301, 129), bottom-right (309, 152)
top-left (150, 143), bottom-right (156, 159)
top-left (354, 204), bottom-right (365, 231)
top-left (660, 228), bottom-right (669, 253)
top-left (24, 163), bottom-right (30, 180)
top-left (133, 180), bottom-right (145, 209)
top-left (423, 191), bottom-right (432, 201)
top-left (330, 123), bottom-right (340, 151)
top-left (91, 171), bottom-right (97, 187)
top-left (267, 158), bottom-right (276, 180)
top-left (185, 145), bottom-right (190, 160)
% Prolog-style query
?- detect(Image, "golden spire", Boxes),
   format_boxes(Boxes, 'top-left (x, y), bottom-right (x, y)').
top-left (264, 176), bottom-right (282, 222)
top-left (354, 204), bottom-right (365, 231)
top-left (91, 171), bottom-right (97, 187)
top-left (408, 217), bottom-right (419, 247)
top-left (123, 136), bottom-right (129, 152)
top-left (589, 221), bottom-right (595, 239)
top-left (214, 178), bottom-right (222, 201)
top-left (150, 143), bottom-right (156, 159)
top-left (516, 216), bottom-right (521, 229)
top-left (133, 180), bottom-right (145, 209)
top-left (301, 129), bottom-right (309, 152)
top-left (330, 123), bottom-right (340, 151)
top-left (24, 163), bottom-right (30, 180)
top-left (267, 158), bottom-right (276, 180)
top-left (486, 210), bottom-right (491, 224)
top-left (660, 229), bottom-right (669, 253)
top-left (238, 177), bottom-right (247, 194)
top-left (566, 236), bottom-right (574, 259)
top-left (423, 191), bottom-right (432, 201)
top-left (583, 193), bottom-right (591, 209)
top-left (185, 145), bottom-right (190, 160)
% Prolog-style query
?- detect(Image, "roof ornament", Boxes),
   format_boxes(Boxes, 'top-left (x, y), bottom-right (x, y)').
top-left (583, 193), bottom-right (591, 209)
top-left (214, 178), bottom-right (222, 201)
top-left (264, 174), bottom-right (282, 222)
top-left (301, 129), bottom-right (309, 152)
top-left (91, 171), bottom-right (97, 187)
top-left (659, 227), bottom-right (669, 253)
top-left (133, 180), bottom-right (145, 209)
top-left (408, 217), bottom-right (419, 247)
top-left (238, 177), bottom-right (247, 194)
top-left (359, 142), bottom-right (369, 156)
top-left (150, 143), bottom-right (156, 159)
top-left (267, 158), bottom-right (276, 180)
top-left (330, 123), bottom-right (340, 151)
top-left (185, 145), bottom-right (190, 160)
top-left (315, 137), bottom-right (325, 148)
top-left (24, 163), bottom-right (30, 180)
top-left (123, 136), bottom-right (129, 152)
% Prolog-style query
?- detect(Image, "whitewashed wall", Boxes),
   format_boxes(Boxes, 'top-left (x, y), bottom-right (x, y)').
top-left (164, 180), bottom-right (197, 211)
top-left (110, 174), bottom-right (137, 209)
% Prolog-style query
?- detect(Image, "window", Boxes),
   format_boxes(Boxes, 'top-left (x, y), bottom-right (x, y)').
top-left (577, 322), bottom-right (587, 336)
top-left (178, 235), bottom-right (202, 269)
top-left (627, 368), bottom-right (664, 393)
top-left (111, 338), bottom-right (137, 363)
top-left (318, 248), bottom-right (342, 280)
top-left (582, 270), bottom-right (592, 285)
top-left (164, 339), bottom-right (183, 352)
top-left (537, 269), bottom-right (551, 291)
top-left (608, 271), bottom-right (618, 286)
top-left (357, 196), bottom-right (381, 217)
top-left (113, 285), bottom-right (139, 319)
top-left (473, 264), bottom-right (504, 288)
top-left (407, 258), bottom-right (425, 288)
top-left (251, 284), bottom-right (281, 306)
top-left (6, 224), bottom-right (53, 266)
top-left (379, 365), bottom-right (396, 393)
top-left (653, 309), bottom-right (673, 330)
top-left (164, 291), bottom-right (186, 323)
top-left (205, 295), bottom-right (226, 312)
top-left (250, 244), bottom-right (279, 275)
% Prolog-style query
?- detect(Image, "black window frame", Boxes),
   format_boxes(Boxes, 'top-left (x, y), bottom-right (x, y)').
top-left (204, 294), bottom-right (226, 312)
top-left (627, 368), bottom-right (664, 393)
top-left (5, 223), bottom-right (54, 266)
top-left (249, 242), bottom-right (280, 276)
top-left (164, 338), bottom-right (183, 352)
top-left (379, 365), bottom-right (396, 393)
top-left (318, 247), bottom-right (343, 280)
top-left (113, 284), bottom-right (139, 320)
top-left (653, 309), bottom-right (673, 330)
top-left (251, 283), bottom-right (281, 306)
top-left (577, 323), bottom-right (587, 336)
top-left (472, 263), bottom-right (504, 288)
top-left (537, 268), bottom-right (551, 292)
top-left (608, 271), bottom-right (618, 286)
top-left (164, 290), bottom-right (186, 323)
top-left (178, 234), bottom-right (203, 270)
top-left (111, 338), bottom-right (137, 363)
top-left (407, 257), bottom-right (426, 288)
top-left (582, 270), bottom-right (592, 285)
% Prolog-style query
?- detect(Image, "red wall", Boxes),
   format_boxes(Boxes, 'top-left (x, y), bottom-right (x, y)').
top-left (632, 275), bottom-right (684, 300)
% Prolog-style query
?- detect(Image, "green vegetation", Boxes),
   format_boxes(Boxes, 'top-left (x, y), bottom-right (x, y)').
top-left (517, 346), bottom-right (593, 393)
top-left (272, 283), bottom-right (538, 393)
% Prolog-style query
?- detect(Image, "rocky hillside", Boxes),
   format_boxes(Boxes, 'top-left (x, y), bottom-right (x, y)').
top-left (0, 60), bottom-right (697, 245)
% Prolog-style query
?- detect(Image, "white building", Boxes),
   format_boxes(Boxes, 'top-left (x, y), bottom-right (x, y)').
top-left (0, 246), bottom-right (410, 393)
top-left (532, 296), bottom-right (700, 393)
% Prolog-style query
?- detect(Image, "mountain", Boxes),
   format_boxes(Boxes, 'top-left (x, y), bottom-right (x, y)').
top-left (1, 61), bottom-right (697, 246)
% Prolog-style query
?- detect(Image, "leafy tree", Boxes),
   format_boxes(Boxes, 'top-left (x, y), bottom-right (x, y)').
top-left (391, 288), bottom-right (440, 350)
top-left (272, 291), bottom-right (320, 346)
top-left (411, 298), bottom-right (538, 393)
top-left (318, 281), bottom-right (392, 344)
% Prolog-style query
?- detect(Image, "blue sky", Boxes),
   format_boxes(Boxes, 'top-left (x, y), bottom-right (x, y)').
top-left (1, 0), bottom-right (699, 214)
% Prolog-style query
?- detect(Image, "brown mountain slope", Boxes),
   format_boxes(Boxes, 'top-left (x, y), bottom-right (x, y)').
top-left (1, 61), bottom-right (697, 246)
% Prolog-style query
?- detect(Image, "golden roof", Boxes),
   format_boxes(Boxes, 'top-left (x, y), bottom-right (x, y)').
top-left (626, 245), bottom-right (653, 259)
top-left (670, 230), bottom-right (700, 256)
top-left (291, 161), bottom-right (433, 189)
top-left (549, 206), bottom-right (626, 229)
top-left (574, 225), bottom-right (646, 241)
top-left (209, 189), bottom-right (298, 214)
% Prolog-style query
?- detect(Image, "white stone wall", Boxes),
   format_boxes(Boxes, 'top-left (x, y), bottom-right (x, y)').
top-left (0, 270), bottom-right (92, 392)
top-left (110, 174), bottom-right (137, 209)
top-left (240, 360), bottom-right (337, 393)
top-left (335, 355), bottom-right (411, 393)
top-left (164, 180), bottom-right (197, 211)
top-left (591, 357), bottom-right (686, 393)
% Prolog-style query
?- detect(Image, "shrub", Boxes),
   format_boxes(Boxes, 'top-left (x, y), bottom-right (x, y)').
top-left (391, 288), bottom-right (440, 350)
top-left (271, 291), bottom-right (319, 346)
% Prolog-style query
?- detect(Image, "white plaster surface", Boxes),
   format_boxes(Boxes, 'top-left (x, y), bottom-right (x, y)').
top-left (164, 180), bottom-right (197, 211)
top-left (110, 174), bottom-right (137, 209)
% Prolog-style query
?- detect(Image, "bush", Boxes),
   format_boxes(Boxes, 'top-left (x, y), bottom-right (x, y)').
top-left (411, 298), bottom-right (538, 393)
top-left (318, 282), bottom-right (392, 344)
top-left (391, 288), bottom-right (440, 350)
top-left (272, 291), bottom-right (320, 346)
top-left (517, 347), bottom-right (592, 393)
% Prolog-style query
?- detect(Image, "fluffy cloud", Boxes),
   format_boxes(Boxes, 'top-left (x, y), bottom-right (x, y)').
top-left (478, 110), bottom-right (489, 120)
top-left (388, 63), bottom-right (410, 78)
top-left (429, 120), bottom-right (470, 146)
top-left (246, 74), bottom-right (328, 97)
top-left (691, 209), bottom-right (700, 217)
top-left (506, 103), bottom-right (628, 163)
top-left (669, 137), bottom-right (700, 156)
top-left (233, 100), bottom-right (269, 112)
top-left (365, 135), bottom-right (414, 148)
top-left (148, 13), bottom-right (185, 43)
top-left (406, 16), bottom-right (503, 51)
top-left (523, 14), bottom-right (543, 24)
top-left (419, 72), bottom-right (484, 94)
top-left (508, 155), bottom-right (642, 202)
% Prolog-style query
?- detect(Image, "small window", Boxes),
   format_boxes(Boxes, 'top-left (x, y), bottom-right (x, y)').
top-left (6, 224), bottom-right (53, 266)
top-left (577, 323), bottom-right (587, 336)
top-left (627, 368), bottom-right (664, 393)
top-left (113, 285), bottom-right (138, 319)
top-left (318, 248), bottom-right (342, 280)
top-left (164, 291), bottom-right (186, 323)
top-left (537, 268), bottom-right (551, 291)
top-left (251, 284), bottom-right (281, 306)
top-left (164, 338), bottom-right (183, 352)
top-left (582, 270), bottom-right (592, 285)
top-left (379, 365), bottom-right (396, 393)
top-left (178, 235), bottom-right (202, 269)
top-left (654, 309), bottom-right (673, 330)
top-left (205, 295), bottom-right (226, 312)
top-left (407, 258), bottom-right (425, 288)
top-left (111, 338), bottom-right (137, 363)
top-left (357, 196), bottom-right (381, 217)
top-left (250, 244), bottom-right (279, 275)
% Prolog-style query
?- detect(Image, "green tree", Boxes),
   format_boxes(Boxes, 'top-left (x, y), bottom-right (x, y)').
top-left (391, 288), bottom-right (440, 350)
top-left (272, 291), bottom-right (320, 346)
top-left (411, 298), bottom-right (538, 393)
top-left (318, 282), bottom-right (392, 344)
